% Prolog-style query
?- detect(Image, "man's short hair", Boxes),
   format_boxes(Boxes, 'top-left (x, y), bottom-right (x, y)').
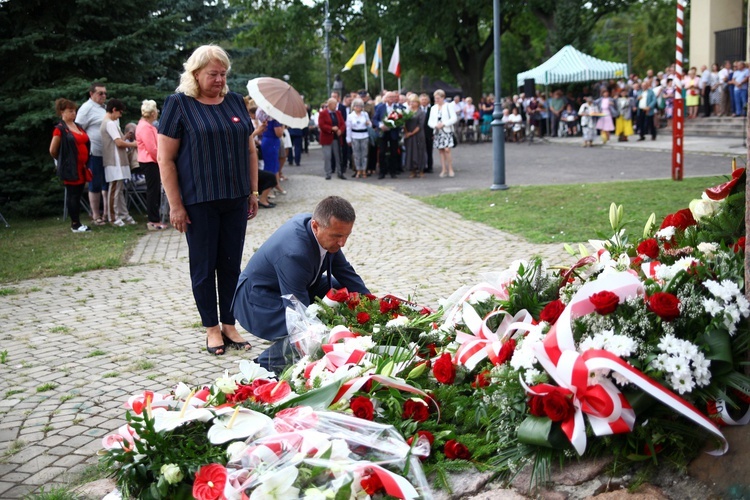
top-left (313, 196), bottom-right (355, 226)
top-left (106, 98), bottom-right (126, 113)
top-left (89, 82), bottom-right (105, 95)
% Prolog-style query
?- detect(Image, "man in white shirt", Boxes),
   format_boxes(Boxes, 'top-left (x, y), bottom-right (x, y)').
top-left (718, 60), bottom-right (731, 116)
top-left (76, 82), bottom-right (108, 225)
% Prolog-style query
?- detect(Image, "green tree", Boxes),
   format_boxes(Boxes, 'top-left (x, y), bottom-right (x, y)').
top-left (0, 0), bottom-right (236, 217)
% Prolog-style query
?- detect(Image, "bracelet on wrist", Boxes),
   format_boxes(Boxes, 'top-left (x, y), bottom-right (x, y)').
top-left (251, 191), bottom-right (259, 196)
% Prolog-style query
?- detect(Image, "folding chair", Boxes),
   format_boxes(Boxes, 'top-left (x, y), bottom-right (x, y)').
top-left (0, 211), bottom-right (9, 227)
top-left (125, 178), bottom-right (147, 215)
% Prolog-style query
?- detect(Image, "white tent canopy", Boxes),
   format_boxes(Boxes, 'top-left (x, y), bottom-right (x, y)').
top-left (516, 45), bottom-right (628, 88)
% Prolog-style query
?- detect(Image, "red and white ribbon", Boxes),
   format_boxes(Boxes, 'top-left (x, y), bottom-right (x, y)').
top-left (455, 303), bottom-right (533, 370)
top-left (332, 374), bottom-right (438, 419)
top-left (533, 271), bottom-right (728, 455)
top-left (353, 463), bottom-right (419, 499)
top-left (711, 399), bottom-right (750, 426)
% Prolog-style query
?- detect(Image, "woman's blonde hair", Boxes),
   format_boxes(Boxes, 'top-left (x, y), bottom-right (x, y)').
top-left (141, 99), bottom-right (158, 117)
top-left (176, 45), bottom-right (231, 98)
top-left (433, 89), bottom-right (446, 99)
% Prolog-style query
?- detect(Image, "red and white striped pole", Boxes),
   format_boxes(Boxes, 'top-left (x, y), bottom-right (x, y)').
top-left (672, 0), bottom-right (685, 181)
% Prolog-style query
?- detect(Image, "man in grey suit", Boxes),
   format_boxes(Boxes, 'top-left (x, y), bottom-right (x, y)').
top-left (232, 196), bottom-right (370, 374)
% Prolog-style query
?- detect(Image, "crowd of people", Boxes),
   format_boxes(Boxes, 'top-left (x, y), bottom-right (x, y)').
top-left (494, 60), bottom-right (748, 146)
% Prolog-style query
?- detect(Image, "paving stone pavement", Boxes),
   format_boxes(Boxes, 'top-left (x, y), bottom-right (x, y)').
top-left (0, 171), bottom-right (573, 498)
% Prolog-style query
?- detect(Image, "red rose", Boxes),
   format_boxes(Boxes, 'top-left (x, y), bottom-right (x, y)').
top-left (495, 338), bottom-right (516, 365)
top-left (660, 208), bottom-right (696, 231)
top-left (542, 390), bottom-right (575, 422)
top-left (419, 343), bottom-right (437, 358)
top-left (356, 312), bottom-right (371, 324)
top-left (253, 380), bottom-right (291, 404)
top-left (360, 468), bottom-right (384, 495)
top-left (402, 399), bottom-right (430, 422)
top-left (637, 238), bottom-right (660, 259)
top-left (472, 370), bottom-right (491, 389)
top-left (647, 292), bottom-right (680, 321)
top-left (226, 384), bottom-right (255, 404)
top-left (432, 353), bottom-right (456, 385)
top-left (539, 299), bottom-right (565, 324)
top-left (193, 464), bottom-right (227, 500)
top-left (350, 396), bottom-right (374, 421)
top-left (733, 236), bottom-right (746, 253)
top-left (589, 291), bottom-right (620, 315)
top-left (527, 395), bottom-right (546, 417)
top-left (444, 439), bottom-right (471, 460)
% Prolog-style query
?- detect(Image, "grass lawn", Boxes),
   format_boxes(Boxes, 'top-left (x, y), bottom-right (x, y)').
top-left (419, 176), bottom-right (729, 244)
top-left (0, 215), bottom-right (146, 283)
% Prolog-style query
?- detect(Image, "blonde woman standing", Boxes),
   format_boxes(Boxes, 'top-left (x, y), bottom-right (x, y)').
top-left (427, 89), bottom-right (457, 177)
top-left (136, 99), bottom-right (165, 230)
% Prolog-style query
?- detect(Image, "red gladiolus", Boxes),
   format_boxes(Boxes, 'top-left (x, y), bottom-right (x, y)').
top-left (539, 299), bottom-right (565, 324)
top-left (589, 290), bottom-right (620, 315)
top-left (253, 380), bottom-right (291, 404)
top-left (444, 439), bottom-right (471, 460)
top-left (402, 399), bottom-right (430, 422)
top-left (637, 238), bottom-right (660, 259)
top-left (356, 312), bottom-right (371, 324)
top-left (542, 390), bottom-right (575, 422)
top-left (360, 468), bottom-right (384, 495)
top-left (660, 208), bottom-right (697, 231)
top-left (432, 353), bottom-right (456, 385)
top-left (733, 236), bottom-right (746, 253)
top-left (647, 292), bottom-right (681, 322)
top-left (472, 370), bottom-right (491, 389)
top-left (350, 396), bottom-right (374, 421)
top-left (193, 464), bottom-right (227, 500)
top-left (495, 339), bottom-right (516, 365)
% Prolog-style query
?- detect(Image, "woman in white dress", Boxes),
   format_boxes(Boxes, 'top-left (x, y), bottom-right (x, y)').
top-left (427, 89), bottom-right (457, 177)
top-left (100, 99), bottom-right (136, 226)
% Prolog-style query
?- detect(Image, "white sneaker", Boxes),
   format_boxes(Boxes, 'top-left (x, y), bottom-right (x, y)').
top-left (112, 219), bottom-right (125, 227)
top-left (124, 216), bottom-right (137, 225)
top-left (71, 225), bottom-right (91, 233)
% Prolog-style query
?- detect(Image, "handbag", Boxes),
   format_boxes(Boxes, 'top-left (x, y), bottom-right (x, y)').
top-left (451, 131), bottom-right (459, 148)
top-left (367, 127), bottom-right (380, 146)
top-left (609, 99), bottom-right (620, 118)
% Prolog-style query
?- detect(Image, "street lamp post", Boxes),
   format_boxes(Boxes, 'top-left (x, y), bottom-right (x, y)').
top-left (490, 0), bottom-right (508, 191)
top-left (324, 1), bottom-right (333, 97)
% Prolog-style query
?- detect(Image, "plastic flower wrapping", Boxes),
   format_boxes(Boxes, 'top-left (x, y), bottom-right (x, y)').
top-left (383, 108), bottom-right (414, 129)
top-left (102, 169), bottom-right (749, 495)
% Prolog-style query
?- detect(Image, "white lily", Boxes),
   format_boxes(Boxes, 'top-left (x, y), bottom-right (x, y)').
top-left (207, 406), bottom-right (274, 445)
top-left (151, 406), bottom-right (213, 433)
top-left (238, 360), bottom-right (276, 382)
top-left (249, 466), bottom-right (300, 500)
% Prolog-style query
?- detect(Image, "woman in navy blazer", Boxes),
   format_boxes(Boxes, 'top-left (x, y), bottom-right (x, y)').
top-left (232, 196), bottom-right (369, 373)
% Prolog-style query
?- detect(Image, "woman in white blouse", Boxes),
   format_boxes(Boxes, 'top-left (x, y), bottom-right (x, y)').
top-left (345, 98), bottom-right (371, 178)
top-left (427, 89), bottom-right (457, 177)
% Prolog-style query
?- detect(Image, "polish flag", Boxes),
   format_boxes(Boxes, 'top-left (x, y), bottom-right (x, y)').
top-left (387, 37), bottom-right (401, 78)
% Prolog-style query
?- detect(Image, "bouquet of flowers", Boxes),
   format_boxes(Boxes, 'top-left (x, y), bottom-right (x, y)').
top-left (383, 107), bottom-right (414, 129)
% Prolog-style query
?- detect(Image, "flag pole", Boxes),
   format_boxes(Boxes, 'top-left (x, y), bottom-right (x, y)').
top-left (398, 77), bottom-right (401, 95)
top-left (363, 40), bottom-right (368, 92)
top-left (380, 60), bottom-right (384, 94)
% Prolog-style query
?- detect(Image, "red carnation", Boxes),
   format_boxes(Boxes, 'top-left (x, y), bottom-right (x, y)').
top-left (350, 396), bottom-right (374, 421)
top-left (471, 370), bottom-right (491, 389)
top-left (226, 384), bottom-right (255, 404)
top-left (193, 464), bottom-right (227, 500)
top-left (733, 236), bottom-right (746, 254)
top-left (402, 399), bottom-right (430, 422)
top-left (539, 299), bottom-right (565, 324)
top-left (542, 390), bottom-right (575, 422)
top-left (360, 468), bottom-right (384, 495)
top-left (495, 339), bottom-right (516, 365)
top-left (660, 208), bottom-right (697, 231)
top-left (444, 439), bottom-right (471, 460)
top-left (432, 353), bottom-right (456, 385)
top-left (637, 238), bottom-right (660, 259)
top-left (647, 292), bottom-right (681, 322)
top-left (589, 290), bottom-right (620, 315)
top-left (356, 312), bottom-right (371, 324)
top-left (528, 395), bottom-right (546, 417)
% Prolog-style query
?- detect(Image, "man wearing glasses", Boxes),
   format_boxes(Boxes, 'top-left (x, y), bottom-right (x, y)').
top-left (77, 82), bottom-right (109, 225)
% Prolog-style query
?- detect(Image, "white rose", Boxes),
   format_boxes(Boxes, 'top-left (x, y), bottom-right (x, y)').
top-left (160, 463), bottom-right (183, 484)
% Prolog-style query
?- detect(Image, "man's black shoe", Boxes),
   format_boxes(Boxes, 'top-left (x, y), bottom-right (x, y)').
top-left (424, 168), bottom-right (434, 173)
top-left (325, 175), bottom-right (331, 180)
top-left (378, 174), bottom-right (385, 179)
top-left (337, 173), bottom-right (346, 180)
top-left (390, 174), bottom-right (398, 178)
